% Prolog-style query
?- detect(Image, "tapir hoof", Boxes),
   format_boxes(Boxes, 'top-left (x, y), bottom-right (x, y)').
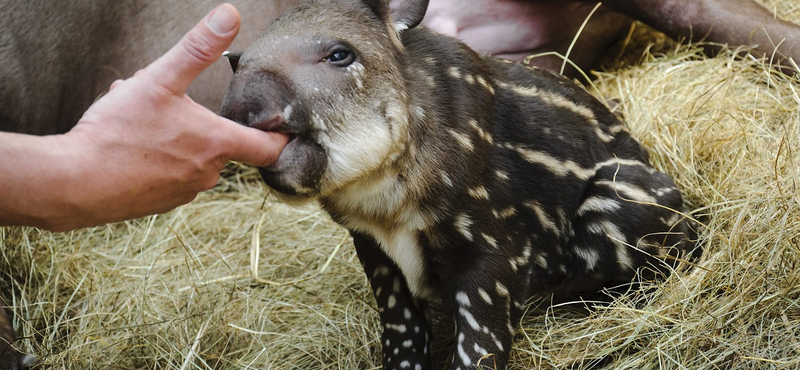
top-left (0, 353), bottom-right (36, 370)
top-left (0, 307), bottom-right (34, 370)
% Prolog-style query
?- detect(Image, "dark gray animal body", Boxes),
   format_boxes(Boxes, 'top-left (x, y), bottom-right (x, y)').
top-left (235, 0), bottom-right (699, 369)
top-left (0, 0), bottom-right (295, 135)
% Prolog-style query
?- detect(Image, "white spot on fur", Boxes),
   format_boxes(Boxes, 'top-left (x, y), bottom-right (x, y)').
top-left (478, 288), bottom-right (493, 305)
top-left (418, 70), bottom-right (436, 87)
top-left (459, 307), bottom-right (481, 330)
top-left (494, 170), bottom-right (509, 180)
top-left (412, 105), bottom-right (426, 121)
top-left (475, 75), bottom-right (495, 94)
top-left (448, 129), bottom-right (474, 151)
top-left (493, 206), bottom-right (517, 219)
top-left (661, 212), bottom-right (681, 226)
top-left (523, 201), bottom-right (560, 234)
top-left (468, 119), bottom-right (494, 144)
top-left (282, 104), bottom-right (293, 122)
top-left (456, 291), bottom-right (471, 307)
top-left (481, 233), bottom-right (498, 249)
top-left (491, 332), bottom-right (504, 351)
top-left (386, 323), bottom-right (407, 333)
top-left (498, 82), bottom-right (612, 142)
top-left (590, 221), bottom-right (634, 270)
top-left (440, 170), bottom-right (454, 187)
top-left (521, 241), bottom-right (532, 259)
top-left (535, 254), bottom-right (548, 269)
top-left (468, 186), bottom-right (490, 200)
top-left (457, 333), bottom-right (471, 366)
top-left (454, 213), bottom-right (474, 241)
top-left (473, 343), bottom-right (488, 356)
top-left (575, 246), bottom-right (601, 271)
top-left (374, 266), bottom-right (390, 277)
top-left (503, 143), bottom-right (651, 181)
top-left (578, 196), bottom-right (622, 215)
top-left (448, 66), bottom-right (462, 79)
top-left (595, 180), bottom-right (657, 203)
top-left (511, 145), bottom-right (589, 178)
top-left (655, 187), bottom-right (677, 197)
top-left (495, 282), bottom-right (509, 297)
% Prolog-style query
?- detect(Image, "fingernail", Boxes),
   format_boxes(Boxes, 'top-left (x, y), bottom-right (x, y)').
top-left (207, 4), bottom-right (238, 35)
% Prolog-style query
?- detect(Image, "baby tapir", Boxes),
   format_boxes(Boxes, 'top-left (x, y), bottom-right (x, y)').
top-left (220, 0), bottom-right (697, 368)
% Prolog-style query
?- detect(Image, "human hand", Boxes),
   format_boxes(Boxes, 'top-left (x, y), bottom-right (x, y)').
top-left (44, 3), bottom-right (288, 230)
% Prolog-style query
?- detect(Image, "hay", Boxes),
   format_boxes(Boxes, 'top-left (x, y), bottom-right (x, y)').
top-left (2, 3), bottom-right (800, 369)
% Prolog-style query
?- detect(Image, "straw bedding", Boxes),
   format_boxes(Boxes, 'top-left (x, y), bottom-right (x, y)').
top-left (2, 1), bottom-right (799, 368)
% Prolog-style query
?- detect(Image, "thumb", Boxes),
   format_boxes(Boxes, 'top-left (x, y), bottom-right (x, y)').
top-left (144, 3), bottom-right (241, 95)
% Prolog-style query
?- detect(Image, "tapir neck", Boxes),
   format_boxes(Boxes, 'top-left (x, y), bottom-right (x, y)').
top-left (320, 27), bottom-right (500, 234)
top-left (397, 27), bottom-right (501, 212)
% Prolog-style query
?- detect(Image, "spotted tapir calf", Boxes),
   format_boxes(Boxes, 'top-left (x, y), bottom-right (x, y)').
top-left (221, 0), bottom-right (697, 368)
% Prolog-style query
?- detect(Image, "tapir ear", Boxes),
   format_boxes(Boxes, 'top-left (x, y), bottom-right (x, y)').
top-left (222, 51), bottom-right (242, 73)
top-left (388, 0), bottom-right (429, 33)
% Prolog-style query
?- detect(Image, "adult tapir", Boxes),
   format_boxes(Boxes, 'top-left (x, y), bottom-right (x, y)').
top-left (423, 0), bottom-right (800, 76)
top-left (0, 0), bottom-right (298, 135)
top-left (1, 0), bottom-right (798, 135)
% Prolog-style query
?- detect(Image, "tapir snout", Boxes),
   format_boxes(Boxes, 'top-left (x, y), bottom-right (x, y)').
top-left (221, 64), bottom-right (326, 200)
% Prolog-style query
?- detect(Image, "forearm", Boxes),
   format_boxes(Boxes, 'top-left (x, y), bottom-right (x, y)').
top-left (0, 4), bottom-right (289, 233)
top-left (0, 132), bottom-right (81, 230)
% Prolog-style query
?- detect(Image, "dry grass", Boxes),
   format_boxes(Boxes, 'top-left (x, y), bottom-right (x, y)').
top-left (3, 2), bottom-right (800, 369)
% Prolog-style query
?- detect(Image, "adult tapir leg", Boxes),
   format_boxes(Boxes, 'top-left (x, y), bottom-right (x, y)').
top-left (587, 0), bottom-right (800, 73)
top-left (0, 305), bottom-right (32, 370)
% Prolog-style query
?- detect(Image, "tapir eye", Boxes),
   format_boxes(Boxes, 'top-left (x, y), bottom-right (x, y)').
top-left (323, 49), bottom-right (355, 66)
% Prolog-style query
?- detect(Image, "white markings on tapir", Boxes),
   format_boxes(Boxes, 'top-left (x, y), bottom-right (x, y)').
top-left (454, 213), bottom-right (474, 241)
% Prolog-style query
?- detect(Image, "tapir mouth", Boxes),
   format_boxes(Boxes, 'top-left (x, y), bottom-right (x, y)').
top-left (248, 114), bottom-right (301, 157)
top-left (249, 113), bottom-right (295, 135)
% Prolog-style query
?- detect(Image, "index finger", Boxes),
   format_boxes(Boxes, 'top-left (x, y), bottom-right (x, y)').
top-left (218, 117), bottom-right (290, 167)
top-left (144, 3), bottom-right (241, 95)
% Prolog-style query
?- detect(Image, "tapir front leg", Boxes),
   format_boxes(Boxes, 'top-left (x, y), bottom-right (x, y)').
top-left (442, 255), bottom-right (524, 370)
top-left (351, 232), bottom-right (432, 370)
